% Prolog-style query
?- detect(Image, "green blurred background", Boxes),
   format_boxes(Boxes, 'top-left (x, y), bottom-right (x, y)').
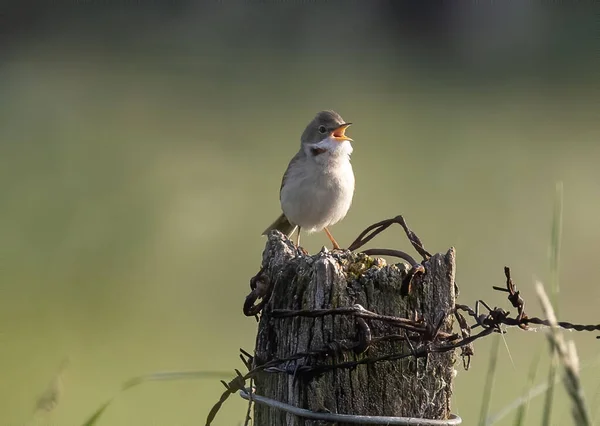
top-left (1, 3), bottom-right (599, 425)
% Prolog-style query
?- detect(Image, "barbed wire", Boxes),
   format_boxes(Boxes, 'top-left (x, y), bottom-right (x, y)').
top-left (207, 215), bottom-right (599, 426)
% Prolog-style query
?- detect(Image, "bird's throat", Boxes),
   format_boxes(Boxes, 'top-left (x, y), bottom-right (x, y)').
top-left (310, 146), bottom-right (327, 156)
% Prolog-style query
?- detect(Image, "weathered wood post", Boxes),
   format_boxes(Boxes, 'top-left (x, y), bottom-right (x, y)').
top-left (248, 231), bottom-right (457, 425)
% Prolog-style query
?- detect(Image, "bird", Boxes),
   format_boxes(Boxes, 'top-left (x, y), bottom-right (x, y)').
top-left (262, 110), bottom-right (355, 250)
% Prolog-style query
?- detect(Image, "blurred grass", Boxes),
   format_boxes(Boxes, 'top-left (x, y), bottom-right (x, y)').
top-left (536, 281), bottom-right (591, 425)
top-left (78, 370), bottom-right (232, 426)
top-left (487, 353), bottom-right (600, 425)
top-left (542, 181), bottom-right (564, 425)
top-left (550, 182), bottom-right (564, 307)
top-left (1, 28), bottom-right (599, 426)
top-left (479, 335), bottom-right (501, 426)
top-left (513, 348), bottom-right (542, 425)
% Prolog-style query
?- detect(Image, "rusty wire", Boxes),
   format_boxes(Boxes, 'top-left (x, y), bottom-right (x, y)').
top-left (243, 215), bottom-right (432, 318)
top-left (207, 215), bottom-right (600, 426)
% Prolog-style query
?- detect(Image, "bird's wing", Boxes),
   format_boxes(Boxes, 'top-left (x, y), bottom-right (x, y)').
top-left (279, 150), bottom-right (304, 196)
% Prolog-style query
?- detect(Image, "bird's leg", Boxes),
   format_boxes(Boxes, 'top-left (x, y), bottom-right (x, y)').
top-left (295, 227), bottom-right (309, 255)
top-left (324, 227), bottom-right (341, 250)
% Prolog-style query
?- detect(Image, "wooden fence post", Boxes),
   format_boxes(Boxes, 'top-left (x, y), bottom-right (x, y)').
top-left (250, 232), bottom-right (457, 425)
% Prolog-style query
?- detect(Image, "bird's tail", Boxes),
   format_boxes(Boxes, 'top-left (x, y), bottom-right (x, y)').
top-left (262, 213), bottom-right (297, 237)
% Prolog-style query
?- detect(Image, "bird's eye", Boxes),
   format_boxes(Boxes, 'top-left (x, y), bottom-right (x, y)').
top-left (318, 125), bottom-right (327, 134)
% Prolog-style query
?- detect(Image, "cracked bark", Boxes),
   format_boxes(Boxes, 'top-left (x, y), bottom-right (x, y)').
top-left (253, 231), bottom-right (456, 426)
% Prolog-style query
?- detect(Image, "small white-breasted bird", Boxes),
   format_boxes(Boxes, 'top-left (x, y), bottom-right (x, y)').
top-left (262, 110), bottom-right (354, 249)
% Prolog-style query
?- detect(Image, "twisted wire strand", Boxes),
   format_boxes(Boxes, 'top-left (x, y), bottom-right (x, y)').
top-left (239, 388), bottom-right (462, 425)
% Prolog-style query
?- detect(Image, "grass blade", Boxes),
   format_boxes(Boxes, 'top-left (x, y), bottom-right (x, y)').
top-left (479, 334), bottom-right (501, 426)
top-left (542, 181), bottom-right (563, 426)
top-left (123, 370), bottom-right (232, 390)
top-left (486, 353), bottom-right (600, 424)
top-left (549, 181), bottom-right (563, 307)
top-left (536, 281), bottom-right (591, 425)
top-left (80, 399), bottom-right (114, 426)
top-left (541, 355), bottom-right (558, 426)
top-left (79, 370), bottom-right (231, 426)
top-left (34, 357), bottom-right (70, 413)
top-left (591, 381), bottom-right (600, 425)
top-left (513, 348), bottom-right (542, 426)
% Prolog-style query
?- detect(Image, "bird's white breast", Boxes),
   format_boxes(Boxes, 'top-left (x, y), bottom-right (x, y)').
top-left (280, 140), bottom-right (355, 233)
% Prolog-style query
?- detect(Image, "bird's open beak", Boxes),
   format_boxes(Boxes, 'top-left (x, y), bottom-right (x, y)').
top-left (332, 123), bottom-right (353, 141)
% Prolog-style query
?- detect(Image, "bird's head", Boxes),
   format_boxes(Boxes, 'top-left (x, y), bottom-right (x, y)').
top-left (301, 110), bottom-right (353, 160)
